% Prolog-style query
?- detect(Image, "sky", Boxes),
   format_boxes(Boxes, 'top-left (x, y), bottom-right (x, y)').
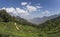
top-left (0, 0), bottom-right (60, 19)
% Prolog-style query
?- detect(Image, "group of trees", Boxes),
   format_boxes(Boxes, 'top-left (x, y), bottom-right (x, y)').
top-left (0, 10), bottom-right (16, 22)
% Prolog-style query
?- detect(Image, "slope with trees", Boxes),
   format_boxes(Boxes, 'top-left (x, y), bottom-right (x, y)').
top-left (38, 16), bottom-right (60, 37)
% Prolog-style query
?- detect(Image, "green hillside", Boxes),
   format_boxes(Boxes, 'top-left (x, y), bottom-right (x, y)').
top-left (38, 16), bottom-right (60, 37)
top-left (0, 22), bottom-right (40, 37)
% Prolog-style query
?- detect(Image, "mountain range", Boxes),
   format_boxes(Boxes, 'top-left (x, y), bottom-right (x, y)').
top-left (29, 14), bottom-right (60, 24)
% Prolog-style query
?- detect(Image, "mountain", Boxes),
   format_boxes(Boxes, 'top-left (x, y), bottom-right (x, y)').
top-left (37, 16), bottom-right (60, 37)
top-left (29, 14), bottom-right (60, 24)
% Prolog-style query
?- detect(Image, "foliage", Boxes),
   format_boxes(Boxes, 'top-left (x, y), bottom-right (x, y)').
top-left (38, 16), bottom-right (60, 37)
top-left (0, 22), bottom-right (40, 37)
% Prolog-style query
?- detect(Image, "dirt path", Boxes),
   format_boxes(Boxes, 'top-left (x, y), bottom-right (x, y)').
top-left (14, 22), bottom-right (20, 30)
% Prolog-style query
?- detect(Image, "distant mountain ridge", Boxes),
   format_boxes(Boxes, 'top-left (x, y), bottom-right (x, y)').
top-left (29, 14), bottom-right (60, 24)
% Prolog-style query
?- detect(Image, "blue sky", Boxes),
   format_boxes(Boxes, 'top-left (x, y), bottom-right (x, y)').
top-left (0, 0), bottom-right (60, 19)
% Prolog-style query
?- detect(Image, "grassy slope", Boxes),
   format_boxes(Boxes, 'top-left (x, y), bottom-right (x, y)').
top-left (38, 16), bottom-right (60, 37)
top-left (0, 22), bottom-right (40, 37)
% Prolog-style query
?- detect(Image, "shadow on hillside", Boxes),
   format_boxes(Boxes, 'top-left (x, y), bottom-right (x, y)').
top-left (0, 34), bottom-right (21, 37)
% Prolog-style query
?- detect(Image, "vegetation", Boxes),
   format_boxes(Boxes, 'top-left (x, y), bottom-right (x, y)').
top-left (0, 22), bottom-right (40, 37)
top-left (38, 16), bottom-right (60, 37)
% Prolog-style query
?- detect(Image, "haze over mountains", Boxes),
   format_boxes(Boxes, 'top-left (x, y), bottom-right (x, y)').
top-left (1, 9), bottom-right (59, 25)
top-left (6, 9), bottom-right (60, 24)
top-left (29, 14), bottom-right (60, 24)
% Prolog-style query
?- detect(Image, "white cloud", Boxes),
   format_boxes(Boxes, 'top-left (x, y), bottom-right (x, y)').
top-left (26, 5), bottom-right (37, 12)
top-left (0, 7), bottom-right (30, 17)
top-left (21, 2), bottom-right (27, 6)
top-left (0, 7), bottom-right (6, 10)
top-left (42, 10), bottom-right (50, 16)
top-left (5, 7), bottom-right (19, 16)
top-left (21, 2), bottom-right (42, 12)
top-left (16, 8), bottom-right (26, 13)
top-left (36, 6), bottom-right (42, 8)
top-left (6, 7), bottom-right (16, 13)
top-left (42, 10), bottom-right (50, 14)
top-left (16, 8), bottom-right (29, 15)
top-left (0, 6), bottom-right (38, 17)
top-left (1, 7), bottom-right (6, 9)
top-left (0, 2), bottom-right (43, 19)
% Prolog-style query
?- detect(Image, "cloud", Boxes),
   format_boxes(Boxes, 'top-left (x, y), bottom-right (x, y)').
top-left (42, 10), bottom-right (50, 14)
top-left (16, 8), bottom-right (29, 15)
top-left (42, 10), bottom-right (50, 16)
top-left (0, 2), bottom-right (43, 19)
top-left (0, 5), bottom-right (40, 18)
top-left (1, 7), bottom-right (6, 9)
top-left (36, 6), bottom-right (42, 8)
top-left (6, 7), bottom-right (16, 13)
top-left (21, 2), bottom-right (42, 12)
top-left (16, 8), bottom-right (27, 13)
top-left (21, 2), bottom-right (27, 6)
top-left (26, 5), bottom-right (37, 12)
top-left (0, 7), bottom-right (30, 17)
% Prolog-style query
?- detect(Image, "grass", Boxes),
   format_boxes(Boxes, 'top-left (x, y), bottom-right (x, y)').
top-left (0, 22), bottom-right (60, 37)
top-left (0, 22), bottom-right (40, 37)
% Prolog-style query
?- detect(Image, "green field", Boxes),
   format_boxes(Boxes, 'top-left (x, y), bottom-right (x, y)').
top-left (0, 22), bottom-right (40, 37)
top-left (0, 22), bottom-right (60, 37)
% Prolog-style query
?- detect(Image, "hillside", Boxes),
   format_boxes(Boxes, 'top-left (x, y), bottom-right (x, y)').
top-left (38, 16), bottom-right (60, 37)
top-left (29, 14), bottom-right (60, 24)
top-left (0, 22), bottom-right (40, 37)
